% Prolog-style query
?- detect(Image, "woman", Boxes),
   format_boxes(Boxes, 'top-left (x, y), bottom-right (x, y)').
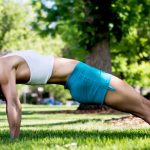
top-left (0, 50), bottom-right (150, 139)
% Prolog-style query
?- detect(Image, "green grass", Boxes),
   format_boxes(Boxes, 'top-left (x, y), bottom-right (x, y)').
top-left (0, 104), bottom-right (150, 150)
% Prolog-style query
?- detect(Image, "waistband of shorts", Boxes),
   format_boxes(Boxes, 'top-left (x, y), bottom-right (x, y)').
top-left (65, 61), bottom-right (84, 89)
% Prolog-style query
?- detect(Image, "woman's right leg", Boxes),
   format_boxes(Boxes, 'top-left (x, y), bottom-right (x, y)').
top-left (104, 75), bottom-right (150, 124)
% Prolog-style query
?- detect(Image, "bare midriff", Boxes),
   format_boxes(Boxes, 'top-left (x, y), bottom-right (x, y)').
top-left (47, 57), bottom-right (79, 84)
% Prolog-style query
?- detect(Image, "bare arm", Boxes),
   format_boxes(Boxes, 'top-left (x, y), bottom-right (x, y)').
top-left (1, 70), bottom-right (22, 139)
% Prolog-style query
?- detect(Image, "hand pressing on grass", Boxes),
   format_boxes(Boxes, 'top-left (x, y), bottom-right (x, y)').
top-left (6, 98), bottom-right (22, 139)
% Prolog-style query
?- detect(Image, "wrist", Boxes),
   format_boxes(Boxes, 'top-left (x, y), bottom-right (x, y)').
top-left (10, 128), bottom-right (20, 139)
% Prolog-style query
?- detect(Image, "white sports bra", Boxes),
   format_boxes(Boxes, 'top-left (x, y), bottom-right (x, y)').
top-left (4, 50), bottom-right (54, 84)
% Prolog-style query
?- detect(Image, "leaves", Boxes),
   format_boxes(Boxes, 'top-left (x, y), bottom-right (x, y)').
top-left (32, 0), bottom-right (150, 86)
top-left (0, 0), bottom-right (69, 101)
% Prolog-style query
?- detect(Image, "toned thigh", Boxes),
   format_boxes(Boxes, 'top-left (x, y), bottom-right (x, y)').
top-left (104, 75), bottom-right (144, 114)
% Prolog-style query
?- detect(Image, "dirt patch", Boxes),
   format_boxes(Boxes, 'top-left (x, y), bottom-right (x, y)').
top-left (105, 115), bottom-right (149, 126)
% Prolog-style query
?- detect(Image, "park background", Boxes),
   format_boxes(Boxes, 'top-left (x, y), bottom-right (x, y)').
top-left (0, 0), bottom-right (150, 149)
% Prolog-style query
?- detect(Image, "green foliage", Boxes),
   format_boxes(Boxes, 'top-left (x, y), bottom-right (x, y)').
top-left (112, 56), bottom-right (150, 86)
top-left (0, 1), bottom-right (26, 50)
top-left (32, 0), bottom-right (150, 51)
top-left (32, 0), bottom-right (150, 87)
top-left (44, 84), bottom-right (71, 102)
top-left (111, 24), bottom-right (150, 86)
top-left (0, 0), bottom-right (64, 55)
top-left (109, 0), bottom-right (150, 87)
top-left (0, 0), bottom-right (69, 102)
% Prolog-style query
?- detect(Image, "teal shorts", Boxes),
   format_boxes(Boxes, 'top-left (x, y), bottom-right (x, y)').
top-left (65, 62), bottom-right (115, 105)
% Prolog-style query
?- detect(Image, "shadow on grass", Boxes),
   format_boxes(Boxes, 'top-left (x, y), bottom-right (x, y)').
top-left (0, 119), bottom-right (7, 121)
top-left (0, 111), bottom-right (38, 116)
top-left (0, 118), bottom-right (103, 128)
top-left (22, 118), bottom-right (103, 127)
top-left (0, 112), bottom-right (6, 115)
top-left (20, 110), bottom-right (80, 115)
top-left (0, 129), bottom-right (150, 142)
top-left (21, 111), bottom-right (76, 115)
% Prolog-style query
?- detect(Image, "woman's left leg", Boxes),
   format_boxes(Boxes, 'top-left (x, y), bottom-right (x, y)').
top-left (104, 75), bottom-right (150, 124)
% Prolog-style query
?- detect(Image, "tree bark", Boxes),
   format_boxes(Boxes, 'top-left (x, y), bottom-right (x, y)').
top-left (77, 39), bottom-right (113, 111)
top-left (85, 39), bottom-right (112, 73)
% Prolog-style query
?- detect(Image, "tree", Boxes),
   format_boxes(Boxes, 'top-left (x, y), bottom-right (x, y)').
top-left (32, 0), bottom-right (150, 109)
top-left (32, 0), bottom-right (149, 71)
top-left (0, 0), bottom-right (65, 55)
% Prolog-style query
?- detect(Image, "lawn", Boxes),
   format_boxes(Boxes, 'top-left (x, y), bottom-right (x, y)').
top-left (0, 104), bottom-right (150, 150)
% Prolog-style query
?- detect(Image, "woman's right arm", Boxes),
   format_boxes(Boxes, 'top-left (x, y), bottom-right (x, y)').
top-left (1, 70), bottom-right (22, 139)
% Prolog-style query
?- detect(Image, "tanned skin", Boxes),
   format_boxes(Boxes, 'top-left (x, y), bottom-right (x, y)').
top-left (0, 54), bottom-right (149, 139)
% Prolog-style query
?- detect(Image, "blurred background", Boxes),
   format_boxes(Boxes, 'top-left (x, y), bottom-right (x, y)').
top-left (0, 0), bottom-right (150, 107)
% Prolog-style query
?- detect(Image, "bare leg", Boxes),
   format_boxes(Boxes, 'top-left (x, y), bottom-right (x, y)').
top-left (104, 76), bottom-right (150, 124)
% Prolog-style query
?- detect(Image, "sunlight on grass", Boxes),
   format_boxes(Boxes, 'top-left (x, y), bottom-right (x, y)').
top-left (0, 104), bottom-right (150, 150)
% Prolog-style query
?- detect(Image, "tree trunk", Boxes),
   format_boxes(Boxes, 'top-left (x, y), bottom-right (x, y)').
top-left (77, 39), bottom-right (113, 111)
top-left (85, 39), bottom-right (112, 73)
